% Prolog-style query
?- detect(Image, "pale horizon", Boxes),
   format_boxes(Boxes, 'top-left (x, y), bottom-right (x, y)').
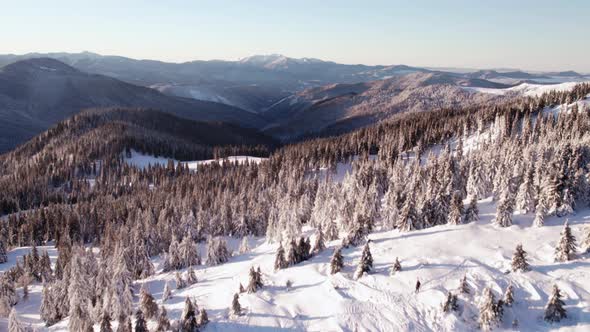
top-left (1, 0), bottom-right (589, 73)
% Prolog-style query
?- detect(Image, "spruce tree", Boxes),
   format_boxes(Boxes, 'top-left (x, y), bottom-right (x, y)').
top-left (231, 293), bottom-right (242, 317)
top-left (390, 257), bottom-right (402, 275)
top-left (8, 308), bottom-right (26, 332)
top-left (464, 196), bottom-right (479, 223)
top-left (330, 247), bottom-right (344, 275)
top-left (447, 192), bottom-right (463, 225)
top-left (239, 236), bottom-right (250, 254)
top-left (511, 244), bottom-right (531, 272)
top-left (0, 239), bottom-right (7, 264)
top-left (186, 266), bottom-right (198, 285)
top-left (117, 315), bottom-right (132, 332)
top-left (100, 312), bottom-right (113, 332)
top-left (504, 284), bottom-right (514, 306)
top-left (478, 287), bottom-right (498, 330)
top-left (155, 306), bottom-right (171, 332)
top-left (274, 243), bottom-right (288, 271)
top-left (162, 281), bottom-right (172, 302)
top-left (139, 285), bottom-right (158, 319)
top-left (312, 226), bottom-right (326, 254)
top-left (459, 275), bottom-right (470, 294)
top-left (246, 266), bottom-right (263, 293)
top-left (198, 308), bottom-right (209, 326)
top-left (176, 271), bottom-right (187, 289)
top-left (554, 220), bottom-right (577, 262)
top-left (442, 292), bottom-right (458, 313)
top-left (544, 285), bottom-right (567, 323)
top-left (134, 309), bottom-right (148, 332)
top-left (354, 242), bottom-right (373, 279)
top-left (180, 297), bottom-right (198, 332)
top-left (533, 199), bottom-right (546, 227)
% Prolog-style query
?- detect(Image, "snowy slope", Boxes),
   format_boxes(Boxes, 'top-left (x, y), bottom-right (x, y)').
top-left (3, 199), bottom-right (590, 331)
top-left (463, 82), bottom-right (589, 97)
top-left (124, 149), bottom-right (266, 170)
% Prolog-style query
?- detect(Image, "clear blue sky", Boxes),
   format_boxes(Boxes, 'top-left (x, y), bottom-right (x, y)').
top-left (2, 0), bottom-right (589, 72)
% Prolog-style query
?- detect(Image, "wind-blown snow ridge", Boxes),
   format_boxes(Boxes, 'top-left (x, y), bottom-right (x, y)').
top-left (463, 81), bottom-right (590, 97)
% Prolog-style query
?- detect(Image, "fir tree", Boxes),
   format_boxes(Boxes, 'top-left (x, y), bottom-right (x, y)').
top-left (442, 292), bottom-right (459, 313)
top-left (544, 285), bottom-right (567, 323)
top-left (0, 239), bottom-right (7, 264)
top-left (533, 199), bottom-right (546, 227)
top-left (231, 293), bottom-right (242, 317)
top-left (464, 196), bottom-right (479, 223)
top-left (206, 236), bottom-right (231, 266)
top-left (8, 308), bottom-right (26, 332)
top-left (312, 226), bottom-right (326, 254)
top-left (274, 243), bottom-right (288, 271)
top-left (180, 297), bottom-right (198, 332)
top-left (554, 220), bottom-right (577, 262)
top-left (175, 271), bottom-right (187, 289)
top-left (246, 266), bottom-right (263, 293)
top-left (478, 287), bottom-right (498, 331)
top-left (198, 308), bottom-right (209, 326)
top-left (397, 196), bottom-right (419, 232)
top-left (354, 242), bottom-right (373, 279)
top-left (162, 281), bottom-right (172, 302)
top-left (155, 306), bottom-right (171, 332)
top-left (504, 284), bottom-right (514, 307)
top-left (100, 312), bottom-right (113, 332)
top-left (239, 236), bottom-right (250, 254)
top-left (330, 247), bottom-right (344, 275)
top-left (134, 309), bottom-right (148, 332)
top-left (390, 257), bottom-right (402, 275)
top-left (511, 244), bottom-right (531, 272)
top-left (117, 315), bottom-right (132, 332)
top-left (459, 275), bottom-right (470, 294)
top-left (139, 285), bottom-right (158, 319)
top-left (447, 192), bottom-right (463, 225)
top-left (325, 220), bottom-right (339, 241)
top-left (186, 266), bottom-right (198, 285)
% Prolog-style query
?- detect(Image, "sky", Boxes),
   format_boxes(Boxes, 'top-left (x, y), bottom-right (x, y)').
top-left (1, 0), bottom-right (589, 72)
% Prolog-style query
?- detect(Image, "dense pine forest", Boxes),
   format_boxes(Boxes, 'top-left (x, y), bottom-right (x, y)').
top-left (1, 83), bottom-right (590, 331)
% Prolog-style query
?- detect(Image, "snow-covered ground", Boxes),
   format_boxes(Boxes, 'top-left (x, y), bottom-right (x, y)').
top-left (124, 150), bottom-right (266, 170)
top-left (463, 81), bottom-right (589, 97)
top-left (2, 198), bottom-right (589, 331)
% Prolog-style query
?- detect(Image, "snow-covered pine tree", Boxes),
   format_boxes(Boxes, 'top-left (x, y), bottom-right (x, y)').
top-left (516, 166), bottom-right (536, 214)
top-left (583, 225), bottom-right (590, 253)
top-left (0, 239), bottom-right (7, 264)
top-left (511, 244), bottom-right (531, 272)
top-left (175, 271), bottom-right (187, 289)
top-left (442, 292), bottom-right (458, 313)
top-left (231, 293), bottom-right (242, 317)
top-left (544, 284), bottom-right (567, 323)
top-left (162, 281), bottom-right (172, 302)
top-left (287, 239), bottom-right (298, 266)
top-left (397, 195), bottom-right (419, 232)
top-left (330, 247), bottom-right (344, 274)
top-left (493, 199), bottom-right (513, 228)
top-left (8, 308), bottom-right (26, 332)
top-left (447, 191), bottom-right (463, 225)
top-left (239, 236), bottom-right (250, 254)
top-left (325, 220), bottom-right (339, 241)
top-left (163, 237), bottom-right (180, 272)
top-left (504, 284), bottom-right (514, 306)
top-left (554, 220), bottom-right (577, 262)
top-left (206, 236), bottom-right (231, 266)
top-left (312, 226), bottom-right (326, 254)
top-left (478, 287), bottom-right (498, 331)
top-left (464, 196), bottom-right (479, 223)
top-left (274, 242), bottom-right (288, 271)
top-left (117, 315), bottom-right (132, 332)
top-left (99, 312), bottom-right (113, 332)
top-left (155, 306), bottom-right (171, 332)
top-left (180, 297), bottom-right (198, 332)
top-left (239, 283), bottom-right (245, 293)
top-left (139, 285), bottom-right (158, 319)
top-left (533, 198), bottom-right (546, 227)
top-left (459, 275), bottom-right (470, 294)
top-left (0, 274), bottom-right (18, 307)
top-left (354, 242), bottom-right (373, 279)
top-left (68, 249), bottom-right (93, 332)
top-left (246, 266), bottom-right (263, 293)
top-left (134, 309), bottom-right (148, 332)
top-left (198, 308), bottom-right (209, 327)
top-left (179, 235), bottom-right (201, 268)
top-left (390, 257), bottom-right (402, 275)
top-left (186, 266), bottom-right (198, 285)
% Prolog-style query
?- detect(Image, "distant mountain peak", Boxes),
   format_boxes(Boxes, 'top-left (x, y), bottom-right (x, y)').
top-left (239, 54), bottom-right (326, 69)
top-left (2, 57), bottom-right (78, 74)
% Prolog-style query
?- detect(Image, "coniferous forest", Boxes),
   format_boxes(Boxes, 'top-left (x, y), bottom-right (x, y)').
top-left (1, 82), bottom-right (590, 331)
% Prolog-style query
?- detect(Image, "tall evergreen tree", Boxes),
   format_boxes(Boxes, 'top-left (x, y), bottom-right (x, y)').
top-left (162, 281), bottom-right (172, 302)
top-left (139, 285), bottom-right (158, 319)
top-left (544, 285), bottom-right (567, 323)
top-left (180, 297), bottom-right (198, 332)
top-left (274, 242), bottom-right (288, 271)
top-left (134, 310), bottom-right (148, 332)
top-left (459, 275), bottom-right (470, 294)
top-left (478, 287), bottom-right (498, 331)
top-left (354, 242), bottom-right (373, 279)
top-left (447, 191), bottom-right (463, 225)
top-left (464, 196), bottom-right (479, 223)
top-left (554, 220), bottom-right (577, 262)
top-left (155, 306), bottom-right (171, 332)
top-left (312, 226), bottom-right (326, 254)
top-left (504, 284), bottom-right (514, 307)
top-left (246, 266), bottom-right (263, 293)
top-left (330, 247), bottom-right (344, 275)
top-left (8, 308), bottom-right (26, 332)
top-left (0, 239), bottom-right (7, 264)
top-left (442, 292), bottom-right (459, 313)
top-left (533, 199), bottom-right (546, 227)
top-left (231, 293), bottom-right (242, 317)
top-left (511, 244), bottom-right (531, 272)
